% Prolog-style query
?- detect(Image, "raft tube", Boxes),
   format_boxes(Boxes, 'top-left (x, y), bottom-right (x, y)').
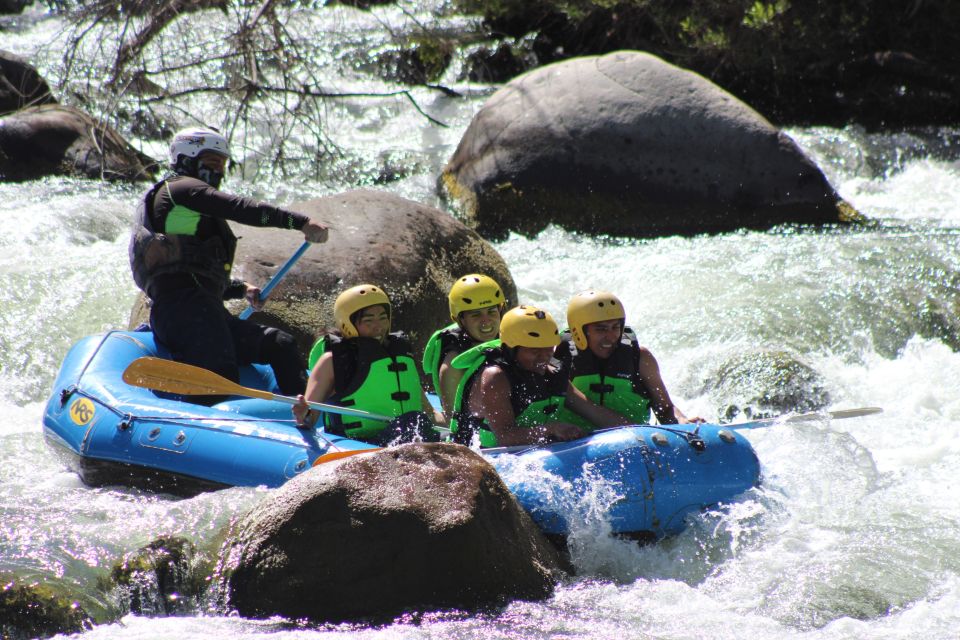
top-left (42, 330), bottom-right (760, 538)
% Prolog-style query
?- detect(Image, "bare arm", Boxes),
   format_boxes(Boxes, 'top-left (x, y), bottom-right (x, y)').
top-left (437, 351), bottom-right (464, 417)
top-left (564, 382), bottom-right (631, 428)
top-left (636, 347), bottom-right (703, 424)
top-left (420, 388), bottom-right (447, 426)
top-left (466, 367), bottom-right (585, 446)
top-left (293, 352), bottom-right (335, 426)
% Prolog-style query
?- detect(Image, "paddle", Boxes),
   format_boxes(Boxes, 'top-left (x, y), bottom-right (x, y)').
top-left (482, 406), bottom-right (884, 454)
top-left (122, 356), bottom-right (392, 423)
top-left (728, 406), bottom-right (883, 430)
top-left (312, 448), bottom-right (382, 465)
top-left (238, 241), bottom-right (310, 320)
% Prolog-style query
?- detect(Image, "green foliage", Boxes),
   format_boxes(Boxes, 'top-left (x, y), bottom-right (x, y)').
top-left (742, 1), bottom-right (789, 30)
top-left (410, 36), bottom-right (455, 83)
top-left (679, 15), bottom-right (730, 51)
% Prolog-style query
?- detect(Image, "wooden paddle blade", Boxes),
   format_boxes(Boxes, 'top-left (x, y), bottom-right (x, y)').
top-left (312, 448), bottom-right (382, 465)
top-left (122, 357), bottom-right (269, 399)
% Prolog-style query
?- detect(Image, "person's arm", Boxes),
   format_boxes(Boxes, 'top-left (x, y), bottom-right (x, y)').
top-left (563, 382), bottom-right (631, 428)
top-left (167, 177), bottom-right (328, 242)
top-left (466, 367), bottom-right (584, 446)
top-left (636, 346), bottom-right (703, 424)
top-left (420, 389), bottom-right (447, 426)
top-left (437, 351), bottom-right (464, 417)
top-left (293, 352), bottom-right (335, 427)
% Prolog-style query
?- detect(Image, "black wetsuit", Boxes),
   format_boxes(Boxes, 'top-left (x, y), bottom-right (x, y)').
top-left (131, 175), bottom-right (310, 398)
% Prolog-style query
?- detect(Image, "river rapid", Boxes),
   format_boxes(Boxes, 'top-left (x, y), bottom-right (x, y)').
top-left (2, 3), bottom-right (960, 639)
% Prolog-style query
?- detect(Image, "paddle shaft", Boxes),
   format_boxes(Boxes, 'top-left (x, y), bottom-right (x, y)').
top-left (730, 407), bottom-right (883, 430)
top-left (238, 241), bottom-right (311, 320)
top-left (481, 406), bottom-right (883, 454)
top-left (122, 357), bottom-right (392, 422)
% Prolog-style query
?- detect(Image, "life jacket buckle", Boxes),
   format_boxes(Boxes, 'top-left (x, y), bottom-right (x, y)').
top-left (391, 391), bottom-right (411, 401)
top-left (387, 362), bottom-right (408, 372)
top-left (589, 383), bottom-right (615, 393)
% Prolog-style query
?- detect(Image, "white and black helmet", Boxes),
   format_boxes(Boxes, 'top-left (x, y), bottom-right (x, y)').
top-left (168, 127), bottom-right (230, 168)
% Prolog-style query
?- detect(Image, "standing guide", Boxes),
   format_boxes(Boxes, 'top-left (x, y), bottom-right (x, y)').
top-left (129, 127), bottom-right (328, 402)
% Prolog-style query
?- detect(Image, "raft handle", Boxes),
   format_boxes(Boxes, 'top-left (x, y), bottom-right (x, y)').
top-left (686, 428), bottom-right (706, 452)
top-left (59, 386), bottom-right (77, 407)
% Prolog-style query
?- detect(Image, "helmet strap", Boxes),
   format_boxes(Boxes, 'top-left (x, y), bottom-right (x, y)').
top-left (172, 154), bottom-right (196, 177)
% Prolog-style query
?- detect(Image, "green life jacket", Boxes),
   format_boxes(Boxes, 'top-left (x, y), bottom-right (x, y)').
top-left (450, 341), bottom-right (570, 447)
top-left (421, 323), bottom-right (476, 393)
top-left (555, 327), bottom-right (652, 425)
top-left (129, 177), bottom-right (237, 299)
top-left (311, 332), bottom-right (423, 442)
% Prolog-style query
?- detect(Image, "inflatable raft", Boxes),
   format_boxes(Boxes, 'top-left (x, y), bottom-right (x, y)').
top-left (42, 330), bottom-right (761, 539)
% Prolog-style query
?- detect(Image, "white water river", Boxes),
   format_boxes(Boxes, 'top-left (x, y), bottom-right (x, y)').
top-left (1, 3), bottom-right (959, 639)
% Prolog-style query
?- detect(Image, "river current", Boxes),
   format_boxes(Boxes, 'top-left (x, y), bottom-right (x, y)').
top-left (2, 3), bottom-right (960, 639)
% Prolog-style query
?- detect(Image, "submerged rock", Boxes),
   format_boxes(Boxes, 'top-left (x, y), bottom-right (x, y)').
top-left (0, 576), bottom-right (95, 639)
top-left (108, 535), bottom-right (209, 616)
top-left (706, 350), bottom-right (831, 421)
top-left (441, 50), bottom-right (859, 240)
top-left (214, 443), bottom-right (565, 622)
top-left (0, 104), bottom-right (157, 182)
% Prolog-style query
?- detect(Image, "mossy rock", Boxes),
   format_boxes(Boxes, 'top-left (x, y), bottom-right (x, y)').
top-left (707, 350), bottom-right (830, 422)
top-left (0, 576), bottom-right (95, 639)
top-left (107, 535), bottom-right (211, 615)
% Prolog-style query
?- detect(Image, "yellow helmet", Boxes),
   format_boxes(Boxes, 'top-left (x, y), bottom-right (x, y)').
top-left (499, 305), bottom-right (561, 349)
top-left (333, 284), bottom-right (391, 338)
top-left (448, 274), bottom-right (505, 321)
top-left (567, 291), bottom-right (625, 350)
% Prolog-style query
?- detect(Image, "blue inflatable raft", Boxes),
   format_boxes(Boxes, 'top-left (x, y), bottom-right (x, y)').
top-left (42, 330), bottom-right (761, 539)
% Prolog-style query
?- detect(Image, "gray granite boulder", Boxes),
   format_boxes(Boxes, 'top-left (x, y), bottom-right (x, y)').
top-left (214, 443), bottom-right (565, 622)
top-left (441, 50), bottom-right (859, 240)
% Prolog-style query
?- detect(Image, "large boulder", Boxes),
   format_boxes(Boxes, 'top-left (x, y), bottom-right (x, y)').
top-left (214, 443), bottom-right (565, 622)
top-left (130, 188), bottom-right (517, 363)
top-left (0, 104), bottom-right (157, 181)
top-left (0, 50), bottom-right (55, 115)
top-left (441, 50), bottom-right (859, 240)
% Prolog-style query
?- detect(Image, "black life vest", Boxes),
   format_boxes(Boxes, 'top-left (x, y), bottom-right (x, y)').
top-left (129, 177), bottom-right (237, 299)
top-left (555, 327), bottom-right (652, 425)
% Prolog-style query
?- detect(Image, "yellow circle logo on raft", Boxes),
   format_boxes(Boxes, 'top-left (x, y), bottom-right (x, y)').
top-left (70, 398), bottom-right (96, 426)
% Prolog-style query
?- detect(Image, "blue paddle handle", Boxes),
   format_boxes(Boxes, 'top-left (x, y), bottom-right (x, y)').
top-left (238, 241), bottom-right (311, 320)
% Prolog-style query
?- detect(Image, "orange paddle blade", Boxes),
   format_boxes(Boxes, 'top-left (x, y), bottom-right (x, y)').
top-left (312, 448), bottom-right (382, 466)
